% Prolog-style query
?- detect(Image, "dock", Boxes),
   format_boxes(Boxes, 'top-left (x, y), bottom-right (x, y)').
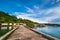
top-left (6, 25), bottom-right (48, 40)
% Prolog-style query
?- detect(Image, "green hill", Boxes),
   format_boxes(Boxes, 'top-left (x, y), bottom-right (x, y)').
top-left (0, 11), bottom-right (38, 27)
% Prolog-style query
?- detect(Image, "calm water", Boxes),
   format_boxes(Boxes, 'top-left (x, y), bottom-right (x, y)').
top-left (0, 28), bottom-right (12, 37)
top-left (33, 26), bottom-right (60, 39)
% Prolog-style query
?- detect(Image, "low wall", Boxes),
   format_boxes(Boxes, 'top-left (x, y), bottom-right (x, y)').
top-left (0, 27), bottom-right (18, 40)
top-left (31, 29), bottom-right (59, 40)
top-left (25, 26), bottom-right (59, 40)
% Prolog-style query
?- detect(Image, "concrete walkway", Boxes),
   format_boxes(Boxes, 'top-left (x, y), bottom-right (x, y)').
top-left (7, 25), bottom-right (48, 40)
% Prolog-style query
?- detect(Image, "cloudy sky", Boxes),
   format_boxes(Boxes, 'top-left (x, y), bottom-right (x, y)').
top-left (0, 0), bottom-right (60, 23)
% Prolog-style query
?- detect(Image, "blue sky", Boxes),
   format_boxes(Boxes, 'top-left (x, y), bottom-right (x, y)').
top-left (0, 0), bottom-right (60, 23)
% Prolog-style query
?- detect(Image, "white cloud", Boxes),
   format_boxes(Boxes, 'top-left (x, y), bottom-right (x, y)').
top-left (39, 6), bottom-right (60, 22)
top-left (51, 0), bottom-right (60, 4)
top-left (34, 5), bottom-right (40, 9)
top-left (16, 13), bottom-right (48, 23)
top-left (26, 7), bottom-right (34, 13)
top-left (14, 5), bottom-right (60, 23)
top-left (56, 0), bottom-right (60, 2)
top-left (14, 12), bottom-right (48, 23)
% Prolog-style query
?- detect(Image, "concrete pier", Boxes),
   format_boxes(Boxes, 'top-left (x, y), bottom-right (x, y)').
top-left (6, 25), bottom-right (48, 40)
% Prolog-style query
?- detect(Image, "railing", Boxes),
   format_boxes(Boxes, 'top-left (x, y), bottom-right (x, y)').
top-left (0, 23), bottom-right (19, 40)
top-left (0, 23), bottom-right (16, 30)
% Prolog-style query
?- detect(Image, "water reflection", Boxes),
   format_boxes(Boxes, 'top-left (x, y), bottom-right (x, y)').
top-left (33, 26), bottom-right (60, 39)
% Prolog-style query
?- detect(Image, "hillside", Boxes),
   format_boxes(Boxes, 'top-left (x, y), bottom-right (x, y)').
top-left (0, 11), bottom-right (38, 27)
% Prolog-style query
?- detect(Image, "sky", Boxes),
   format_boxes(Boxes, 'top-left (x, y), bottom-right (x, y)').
top-left (0, 0), bottom-right (60, 24)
